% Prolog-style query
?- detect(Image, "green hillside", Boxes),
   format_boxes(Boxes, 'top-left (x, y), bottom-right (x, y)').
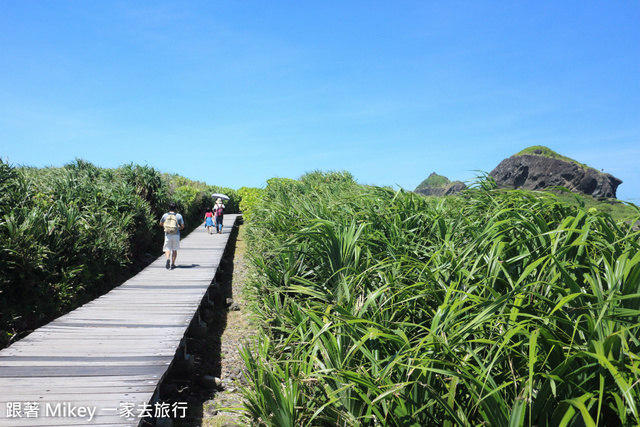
top-left (516, 145), bottom-right (589, 169)
top-left (415, 172), bottom-right (450, 190)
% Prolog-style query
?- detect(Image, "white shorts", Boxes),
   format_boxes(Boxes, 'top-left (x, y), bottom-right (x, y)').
top-left (163, 234), bottom-right (180, 252)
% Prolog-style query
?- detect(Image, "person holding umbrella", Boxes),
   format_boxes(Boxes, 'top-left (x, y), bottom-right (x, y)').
top-left (213, 198), bottom-right (225, 234)
top-left (211, 193), bottom-right (229, 234)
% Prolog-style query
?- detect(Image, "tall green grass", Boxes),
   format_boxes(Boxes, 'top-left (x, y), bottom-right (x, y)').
top-left (0, 159), bottom-right (240, 347)
top-left (240, 172), bottom-right (640, 426)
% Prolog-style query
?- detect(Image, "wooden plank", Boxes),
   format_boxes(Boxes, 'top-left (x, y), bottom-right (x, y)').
top-left (0, 357), bottom-right (174, 367)
top-left (4, 385), bottom-right (157, 396)
top-left (2, 387), bottom-right (158, 396)
top-left (0, 376), bottom-right (160, 391)
top-left (0, 365), bottom-right (168, 378)
top-left (0, 391), bottom-right (150, 404)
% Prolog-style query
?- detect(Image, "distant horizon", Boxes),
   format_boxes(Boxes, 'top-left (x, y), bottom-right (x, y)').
top-left (2, 2), bottom-right (638, 201)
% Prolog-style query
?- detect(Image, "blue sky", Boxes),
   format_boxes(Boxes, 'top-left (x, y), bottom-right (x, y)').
top-left (1, 1), bottom-right (639, 201)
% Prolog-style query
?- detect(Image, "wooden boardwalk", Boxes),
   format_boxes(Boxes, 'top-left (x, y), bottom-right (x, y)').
top-left (0, 214), bottom-right (240, 426)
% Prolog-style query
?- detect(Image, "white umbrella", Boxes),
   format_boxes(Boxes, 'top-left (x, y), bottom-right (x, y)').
top-left (211, 193), bottom-right (230, 200)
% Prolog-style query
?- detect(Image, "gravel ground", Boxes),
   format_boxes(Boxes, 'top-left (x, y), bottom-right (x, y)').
top-left (171, 222), bottom-right (258, 427)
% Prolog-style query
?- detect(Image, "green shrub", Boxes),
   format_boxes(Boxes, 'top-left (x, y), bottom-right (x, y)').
top-left (0, 158), bottom-right (229, 347)
top-left (240, 172), bottom-right (640, 426)
top-left (238, 186), bottom-right (264, 223)
top-left (173, 185), bottom-right (203, 220)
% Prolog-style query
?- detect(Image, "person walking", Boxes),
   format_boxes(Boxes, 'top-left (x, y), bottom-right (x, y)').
top-left (213, 198), bottom-right (225, 234)
top-left (204, 207), bottom-right (214, 235)
top-left (159, 202), bottom-right (185, 270)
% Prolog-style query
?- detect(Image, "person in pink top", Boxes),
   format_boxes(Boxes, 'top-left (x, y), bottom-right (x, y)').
top-left (204, 207), bottom-right (214, 235)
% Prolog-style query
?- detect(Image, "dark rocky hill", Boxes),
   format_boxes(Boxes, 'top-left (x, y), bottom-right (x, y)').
top-left (414, 172), bottom-right (466, 196)
top-left (489, 146), bottom-right (622, 198)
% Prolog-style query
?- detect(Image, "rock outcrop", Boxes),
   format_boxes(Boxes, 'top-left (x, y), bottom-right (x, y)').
top-left (490, 147), bottom-right (622, 198)
top-left (414, 172), bottom-right (467, 196)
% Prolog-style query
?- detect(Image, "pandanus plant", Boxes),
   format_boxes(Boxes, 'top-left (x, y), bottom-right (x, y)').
top-left (240, 172), bottom-right (640, 426)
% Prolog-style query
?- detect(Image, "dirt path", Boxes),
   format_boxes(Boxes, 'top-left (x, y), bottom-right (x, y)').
top-left (173, 221), bottom-right (257, 427)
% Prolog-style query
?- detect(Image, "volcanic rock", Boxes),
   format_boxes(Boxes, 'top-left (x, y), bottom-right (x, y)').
top-left (414, 172), bottom-right (466, 196)
top-left (490, 146), bottom-right (622, 199)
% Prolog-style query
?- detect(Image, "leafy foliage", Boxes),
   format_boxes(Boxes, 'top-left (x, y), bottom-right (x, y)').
top-left (0, 159), bottom-right (227, 347)
top-left (238, 186), bottom-right (265, 223)
top-left (240, 171), bottom-right (640, 426)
